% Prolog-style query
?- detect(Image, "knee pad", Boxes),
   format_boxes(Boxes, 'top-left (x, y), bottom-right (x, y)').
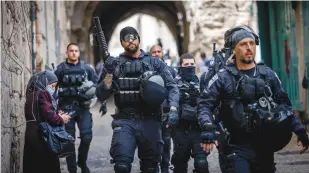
top-left (114, 163), bottom-right (131, 173)
top-left (80, 135), bottom-right (92, 144)
top-left (194, 159), bottom-right (209, 173)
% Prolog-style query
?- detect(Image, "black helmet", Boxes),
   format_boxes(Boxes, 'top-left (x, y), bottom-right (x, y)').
top-left (255, 104), bottom-right (293, 152)
top-left (138, 71), bottom-right (168, 108)
top-left (78, 80), bottom-right (96, 100)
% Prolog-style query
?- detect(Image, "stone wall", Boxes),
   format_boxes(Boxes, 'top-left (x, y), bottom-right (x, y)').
top-left (35, 1), bottom-right (70, 71)
top-left (1, 1), bottom-right (70, 172)
top-left (186, 0), bottom-right (258, 56)
top-left (1, 1), bottom-right (32, 172)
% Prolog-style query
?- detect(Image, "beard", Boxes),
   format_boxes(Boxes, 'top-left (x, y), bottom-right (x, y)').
top-left (240, 56), bottom-right (254, 64)
top-left (125, 44), bottom-right (139, 54)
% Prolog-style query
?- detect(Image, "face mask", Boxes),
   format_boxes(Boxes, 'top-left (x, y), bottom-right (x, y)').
top-left (46, 85), bottom-right (55, 96)
top-left (179, 66), bottom-right (195, 81)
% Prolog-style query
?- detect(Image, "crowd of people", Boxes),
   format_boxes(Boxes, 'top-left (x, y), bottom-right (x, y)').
top-left (23, 24), bottom-right (309, 173)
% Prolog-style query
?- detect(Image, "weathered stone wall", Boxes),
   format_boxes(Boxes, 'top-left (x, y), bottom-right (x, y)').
top-left (35, 1), bottom-right (70, 71)
top-left (1, 1), bottom-right (32, 172)
top-left (1, 1), bottom-right (70, 172)
top-left (185, 0), bottom-right (258, 56)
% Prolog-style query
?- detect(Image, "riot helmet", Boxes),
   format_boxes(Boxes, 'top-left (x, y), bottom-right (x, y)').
top-left (138, 71), bottom-right (167, 108)
top-left (78, 80), bottom-right (96, 100)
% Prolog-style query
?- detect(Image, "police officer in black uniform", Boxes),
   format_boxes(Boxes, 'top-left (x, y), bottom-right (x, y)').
top-left (55, 43), bottom-right (98, 173)
top-left (171, 53), bottom-right (209, 173)
top-left (150, 44), bottom-right (177, 173)
top-left (96, 26), bottom-right (179, 173)
top-left (150, 45), bottom-right (177, 78)
top-left (198, 26), bottom-right (309, 173)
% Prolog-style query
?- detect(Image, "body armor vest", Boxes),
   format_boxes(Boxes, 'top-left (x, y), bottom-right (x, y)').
top-left (220, 63), bottom-right (293, 151)
top-left (57, 61), bottom-right (87, 101)
top-left (177, 76), bottom-right (200, 121)
top-left (114, 56), bottom-right (153, 109)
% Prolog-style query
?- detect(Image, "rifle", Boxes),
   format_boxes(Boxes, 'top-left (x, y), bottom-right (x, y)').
top-left (93, 16), bottom-right (110, 62)
top-left (212, 43), bottom-right (227, 66)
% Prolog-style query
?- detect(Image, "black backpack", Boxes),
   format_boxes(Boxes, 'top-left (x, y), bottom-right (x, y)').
top-left (200, 48), bottom-right (229, 92)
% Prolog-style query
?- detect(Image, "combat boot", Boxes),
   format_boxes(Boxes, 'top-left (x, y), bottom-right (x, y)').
top-left (77, 161), bottom-right (90, 173)
top-left (161, 166), bottom-right (170, 173)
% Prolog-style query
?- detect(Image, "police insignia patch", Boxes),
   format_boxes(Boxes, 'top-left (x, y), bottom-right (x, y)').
top-left (259, 97), bottom-right (268, 108)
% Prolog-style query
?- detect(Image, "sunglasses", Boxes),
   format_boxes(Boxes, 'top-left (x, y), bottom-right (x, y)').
top-left (122, 34), bottom-right (138, 42)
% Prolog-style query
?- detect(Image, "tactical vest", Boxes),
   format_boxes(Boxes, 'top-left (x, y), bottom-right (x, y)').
top-left (113, 56), bottom-right (153, 109)
top-left (57, 61), bottom-right (87, 101)
top-left (177, 76), bottom-right (200, 121)
top-left (220, 63), bottom-right (293, 151)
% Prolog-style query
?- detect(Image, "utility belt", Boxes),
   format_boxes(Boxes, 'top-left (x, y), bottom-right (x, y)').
top-left (176, 120), bottom-right (201, 132)
top-left (111, 108), bottom-right (162, 121)
top-left (59, 98), bottom-right (90, 109)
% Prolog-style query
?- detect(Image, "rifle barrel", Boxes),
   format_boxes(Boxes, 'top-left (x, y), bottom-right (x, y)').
top-left (93, 16), bottom-right (109, 59)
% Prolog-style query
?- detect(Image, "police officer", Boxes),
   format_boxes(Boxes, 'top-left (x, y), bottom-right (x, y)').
top-left (171, 53), bottom-right (209, 173)
top-left (54, 43), bottom-right (98, 173)
top-left (96, 26), bottom-right (179, 173)
top-left (150, 45), bottom-right (177, 78)
top-left (198, 26), bottom-right (309, 173)
top-left (95, 60), bottom-right (108, 116)
top-left (150, 44), bottom-right (177, 173)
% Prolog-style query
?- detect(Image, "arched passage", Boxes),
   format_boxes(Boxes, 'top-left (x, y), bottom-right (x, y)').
top-left (70, 1), bottom-right (189, 65)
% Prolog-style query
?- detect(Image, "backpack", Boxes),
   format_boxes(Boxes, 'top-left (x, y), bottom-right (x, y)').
top-left (200, 49), bottom-right (229, 92)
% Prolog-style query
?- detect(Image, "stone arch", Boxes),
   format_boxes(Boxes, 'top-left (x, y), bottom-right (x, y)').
top-left (69, 1), bottom-right (188, 65)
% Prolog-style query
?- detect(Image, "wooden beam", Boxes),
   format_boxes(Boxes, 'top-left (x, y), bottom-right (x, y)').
top-left (295, 1), bottom-right (306, 112)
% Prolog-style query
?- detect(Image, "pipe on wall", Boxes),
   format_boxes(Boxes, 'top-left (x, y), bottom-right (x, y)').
top-left (31, 1), bottom-right (37, 74)
top-left (35, 0), bottom-right (43, 72)
top-left (45, 1), bottom-right (49, 66)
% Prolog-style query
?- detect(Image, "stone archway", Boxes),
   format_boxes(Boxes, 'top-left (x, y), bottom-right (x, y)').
top-left (69, 1), bottom-right (188, 65)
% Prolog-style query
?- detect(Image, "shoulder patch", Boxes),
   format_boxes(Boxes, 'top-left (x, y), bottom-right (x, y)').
top-left (207, 74), bottom-right (219, 89)
top-left (219, 69), bottom-right (226, 73)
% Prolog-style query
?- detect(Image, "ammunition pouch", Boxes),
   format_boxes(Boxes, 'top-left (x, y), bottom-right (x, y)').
top-left (180, 103), bottom-right (197, 121)
top-left (114, 56), bottom-right (153, 108)
top-left (177, 120), bottom-right (201, 131)
top-left (239, 77), bottom-right (266, 103)
top-left (58, 61), bottom-right (88, 99)
top-left (221, 100), bottom-right (262, 135)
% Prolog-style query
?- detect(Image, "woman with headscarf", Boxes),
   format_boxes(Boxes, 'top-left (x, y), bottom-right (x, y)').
top-left (23, 70), bottom-right (71, 173)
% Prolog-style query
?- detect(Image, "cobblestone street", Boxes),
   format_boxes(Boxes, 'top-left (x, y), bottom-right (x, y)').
top-left (60, 99), bottom-right (309, 173)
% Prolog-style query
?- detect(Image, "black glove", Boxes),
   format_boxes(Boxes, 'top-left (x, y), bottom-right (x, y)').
top-left (167, 109), bottom-right (179, 126)
top-left (99, 102), bottom-right (107, 116)
top-left (200, 123), bottom-right (219, 144)
top-left (104, 56), bottom-right (116, 74)
top-left (180, 92), bottom-right (188, 101)
top-left (296, 131), bottom-right (309, 147)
